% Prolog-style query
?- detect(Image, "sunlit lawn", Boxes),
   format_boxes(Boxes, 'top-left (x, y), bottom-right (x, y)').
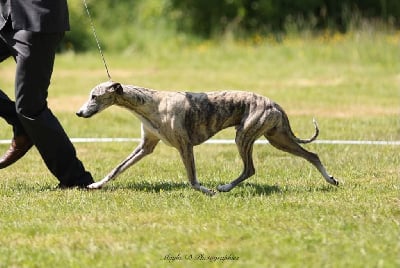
top-left (0, 31), bottom-right (398, 267)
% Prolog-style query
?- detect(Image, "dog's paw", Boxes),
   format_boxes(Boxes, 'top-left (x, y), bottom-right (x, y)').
top-left (199, 185), bottom-right (217, 196)
top-left (327, 176), bottom-right (340, 186)
top-left (217, 184), bottom-right (233, 192)
top-left (87, 182), bottom-right (103, 189)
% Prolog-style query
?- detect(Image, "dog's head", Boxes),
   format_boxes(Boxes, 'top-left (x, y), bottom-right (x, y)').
top-left (76, 81), bottom-right (123, 118)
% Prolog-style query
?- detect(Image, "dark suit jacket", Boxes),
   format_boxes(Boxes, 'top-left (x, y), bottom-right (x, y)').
top-left (0, 0), bottom-right (69, 32)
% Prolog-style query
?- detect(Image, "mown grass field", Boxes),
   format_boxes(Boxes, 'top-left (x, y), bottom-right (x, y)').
top-left (0, 31), bottom-right (399, 267)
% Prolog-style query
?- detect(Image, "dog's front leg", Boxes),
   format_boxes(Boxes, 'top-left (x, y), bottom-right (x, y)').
top-left (178, 144), bottom-right (216, 196)
top-left (88, 136), bottom-right (160, 189)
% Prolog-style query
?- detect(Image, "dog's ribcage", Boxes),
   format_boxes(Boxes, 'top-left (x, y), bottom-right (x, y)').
top-left (118, 86), bottom-right (277, 146)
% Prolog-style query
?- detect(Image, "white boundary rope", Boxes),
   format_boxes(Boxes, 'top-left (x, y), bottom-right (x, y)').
top-left (1, 138), bottom-right (398, 145)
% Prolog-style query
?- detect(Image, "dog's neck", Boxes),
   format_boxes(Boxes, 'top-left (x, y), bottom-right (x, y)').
top-left (113, 84), bottom-right (160, 116)
top-left (113, 84), bottom-right (162, 131)
top-left (115, 85), bottom-right (154, 105)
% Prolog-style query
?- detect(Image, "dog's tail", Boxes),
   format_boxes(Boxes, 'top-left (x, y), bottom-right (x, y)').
top-left (282, 111), bottom-right (319, 144)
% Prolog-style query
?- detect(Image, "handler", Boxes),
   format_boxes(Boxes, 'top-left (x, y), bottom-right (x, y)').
top-left (0, 0), bottom-right (94, 188)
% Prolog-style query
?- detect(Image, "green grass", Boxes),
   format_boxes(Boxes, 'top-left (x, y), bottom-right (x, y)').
top-left (0, 31), bottom-right (399, 267)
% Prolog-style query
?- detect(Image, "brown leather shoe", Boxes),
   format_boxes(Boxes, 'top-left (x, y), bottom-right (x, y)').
top-left (0, 135), bottom-right (33, 169)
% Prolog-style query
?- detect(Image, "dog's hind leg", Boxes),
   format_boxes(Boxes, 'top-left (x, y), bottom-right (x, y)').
top-left (266, 131), bottom-right (339, 186)
top-left (87, 133), bottom-right (160, 189)
top-left (178, 143), bottom-right (216, 196)
top-left (217, 130), bottom-right (257, 192)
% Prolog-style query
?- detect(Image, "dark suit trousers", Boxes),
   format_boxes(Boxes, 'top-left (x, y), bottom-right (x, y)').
top-left (0, 25), bottom-right (93, 186)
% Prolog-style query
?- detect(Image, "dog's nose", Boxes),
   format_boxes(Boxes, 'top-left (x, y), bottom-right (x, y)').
top-left (76, 111), bottom-right (83, 117)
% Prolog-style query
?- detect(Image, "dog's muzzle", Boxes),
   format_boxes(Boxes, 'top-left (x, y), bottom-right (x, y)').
top-left (76, 110), bottom-right (95, 118)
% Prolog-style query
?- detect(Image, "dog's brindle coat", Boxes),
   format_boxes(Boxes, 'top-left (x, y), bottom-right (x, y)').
top-left (77, 81), bottom-right (339, 195)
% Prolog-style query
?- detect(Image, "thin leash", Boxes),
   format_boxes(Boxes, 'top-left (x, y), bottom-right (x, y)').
top-left (82, 0), bottom-right (112, 81)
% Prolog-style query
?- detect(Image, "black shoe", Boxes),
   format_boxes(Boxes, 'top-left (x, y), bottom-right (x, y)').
top-left (56, 183), bottom-right (90, 190)
top-left (56, 171), bottom-right (94, 189)
top-left (57, 178), bottom-right (94, 189)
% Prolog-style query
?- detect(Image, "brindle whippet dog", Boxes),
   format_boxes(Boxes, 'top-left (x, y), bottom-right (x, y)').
top-left (77, 81), bottom-right (339, 195)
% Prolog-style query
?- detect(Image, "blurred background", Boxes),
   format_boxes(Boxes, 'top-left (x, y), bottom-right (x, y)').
top-left (64, 0), bottom-right (399, 53)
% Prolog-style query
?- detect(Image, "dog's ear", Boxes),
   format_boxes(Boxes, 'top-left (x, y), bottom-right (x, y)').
top-left (114, 83), bottom-right (123, 95)
top-left (107, 82), bottom-right (123, 95)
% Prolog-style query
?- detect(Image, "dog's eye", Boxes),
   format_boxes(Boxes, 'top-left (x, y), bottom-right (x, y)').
top-left (91, 95), bottom-right (97, 100)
